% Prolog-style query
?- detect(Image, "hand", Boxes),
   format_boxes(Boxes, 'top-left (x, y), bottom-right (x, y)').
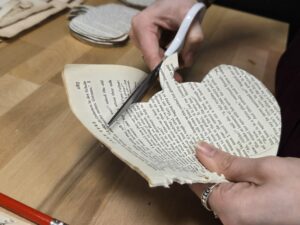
top-left (130, 0), bottom-right (204, 82)
top-left (191, 142), bottom-right (300, 225)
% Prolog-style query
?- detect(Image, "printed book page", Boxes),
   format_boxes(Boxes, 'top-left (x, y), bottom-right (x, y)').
top-left (62, 53), bottom-right (281, 187)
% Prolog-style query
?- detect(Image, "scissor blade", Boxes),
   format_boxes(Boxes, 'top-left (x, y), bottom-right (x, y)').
top-left (108, 62), bottom-right (162, 126)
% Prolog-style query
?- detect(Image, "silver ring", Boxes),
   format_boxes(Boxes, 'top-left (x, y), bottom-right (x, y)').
top-left (201, 183), bottom-right (219, 212)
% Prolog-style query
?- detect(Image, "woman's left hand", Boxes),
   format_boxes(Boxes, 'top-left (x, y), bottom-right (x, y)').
top-left (191, 142), bottom-right (300, 225)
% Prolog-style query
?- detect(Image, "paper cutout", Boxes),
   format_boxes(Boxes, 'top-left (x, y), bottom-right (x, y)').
top-left (63, 53), bottom-right (281, 187)
top-left (69, 4), bottom-right (139, 46)
top-left (119, 0), bottom-right (154, 8)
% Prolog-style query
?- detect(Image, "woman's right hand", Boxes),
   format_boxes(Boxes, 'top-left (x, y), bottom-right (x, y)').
top-left (130, 0), bottom-right (205, 81)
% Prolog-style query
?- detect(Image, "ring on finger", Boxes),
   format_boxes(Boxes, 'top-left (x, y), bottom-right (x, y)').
top-left (201, 183), bottom-right (219, 217)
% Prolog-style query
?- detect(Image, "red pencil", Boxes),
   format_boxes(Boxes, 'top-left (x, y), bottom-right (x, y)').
top-left (0, 193), bottom-right (68, 225)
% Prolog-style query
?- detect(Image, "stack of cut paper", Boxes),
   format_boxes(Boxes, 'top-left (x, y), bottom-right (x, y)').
top-left (68, 4), bottom-right (139, 46)
top-left (119, 0), bottom-right (154, 8)
top-left (0, 0), bottom-right (82, 39)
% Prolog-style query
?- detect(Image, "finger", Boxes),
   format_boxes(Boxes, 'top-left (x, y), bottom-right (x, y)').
top-left (195, 142), bottom-right (264, 184)
top-left (189, 183), bottom-right (211, 198)
top-left (141, 35), bottom-right (165, 70)
top-left (191, 181), bottom-right (255, 222)
top-left (190, 182), bottom-right (228, 209)
top-left (180, 20), bottom-right (204, 67)
top-left (130, 15), bottom-right (164, 70)
top-left (209, 182), bottom-right (256, 222)
top-left (190, 182), bottom-right (232, 216)
top-left (174, 71), bottom-right (183, 82)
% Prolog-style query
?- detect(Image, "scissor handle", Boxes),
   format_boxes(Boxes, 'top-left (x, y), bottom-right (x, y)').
top-left (164, 2), bottom-right (206, 57)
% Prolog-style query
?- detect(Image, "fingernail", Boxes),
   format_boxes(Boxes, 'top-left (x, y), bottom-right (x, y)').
top-left (196, 142), bottom-right (216, 158)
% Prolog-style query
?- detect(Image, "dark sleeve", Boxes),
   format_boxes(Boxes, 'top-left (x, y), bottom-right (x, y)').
top-left (214, 0), bottom-right (298, 22)
top-left (214, 0), bottom-right (300, 43)
top-left (275, 30), bottom-right (300, 157)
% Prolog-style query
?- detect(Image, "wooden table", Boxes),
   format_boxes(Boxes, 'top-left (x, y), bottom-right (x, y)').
top-left (0, 1), bottom-right (288, 225)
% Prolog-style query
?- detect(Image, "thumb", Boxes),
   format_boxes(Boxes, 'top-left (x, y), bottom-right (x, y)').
top-left (180, 20), bottom-right (204, 67)
top-left (196, 142), bottom-right (263, 184)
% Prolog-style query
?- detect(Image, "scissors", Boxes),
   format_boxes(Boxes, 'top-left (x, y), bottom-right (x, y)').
top-left (108, 2), bottom-right (206, 126)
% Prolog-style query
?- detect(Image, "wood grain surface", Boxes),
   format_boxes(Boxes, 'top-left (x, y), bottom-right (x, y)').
top-left (0, 1), bottom-right (287, 225)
